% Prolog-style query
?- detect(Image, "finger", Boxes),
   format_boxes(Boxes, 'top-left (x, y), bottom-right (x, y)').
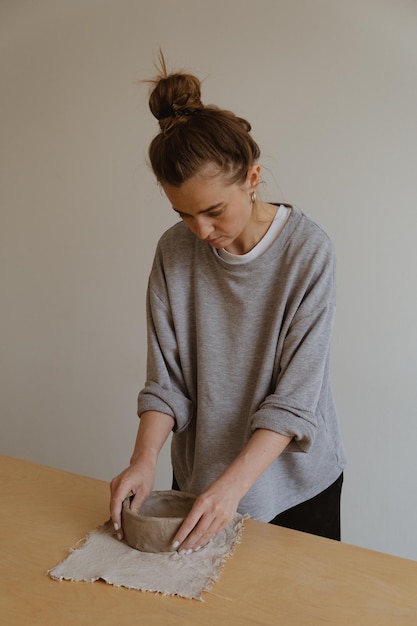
top-left (109, 480), bottom-right (132, 539)
top-left (179, 518), bottom-right (217, 553)
top-left (129, 490), bottom-right (148, 514)
top-left (171, 508), bottom-right (205, 551)
top-left (191, 517), bottom-right (227, 550)
top-left (173, 505), bottom-right (228, 552)
top-left (109, 494), bottom-right (124, 539)
top-left (175, 508), bottom-right (234, 552)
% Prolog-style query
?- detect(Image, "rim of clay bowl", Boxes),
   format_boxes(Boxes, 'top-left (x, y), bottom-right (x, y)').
top-left (122, 490), bottom-right (196, 521)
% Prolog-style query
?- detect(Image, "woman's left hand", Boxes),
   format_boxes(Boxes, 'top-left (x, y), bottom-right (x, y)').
top-left (171, 478), bottom-right (241, 553)
top-left (171, 429), bottom-right (293, 553)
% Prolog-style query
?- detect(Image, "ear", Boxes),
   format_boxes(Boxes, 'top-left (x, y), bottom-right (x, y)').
top-left (246, 164), bottom-right (261, 191)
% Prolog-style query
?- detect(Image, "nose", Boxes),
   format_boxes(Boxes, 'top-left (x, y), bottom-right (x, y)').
top-left (194, 216), bottom-right (214, 240)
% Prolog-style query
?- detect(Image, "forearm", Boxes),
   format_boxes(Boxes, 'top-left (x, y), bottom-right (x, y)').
top-left (110, 410), bottom-right (174, 533)
top-left (217, 428), bottom-right (292, 498)
top-left (130, 410), bottom-right (175, 467)
top-left (171, 428), bottom-right (292, 552)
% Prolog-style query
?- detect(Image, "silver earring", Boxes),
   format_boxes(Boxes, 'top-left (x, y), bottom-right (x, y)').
top-left (250, 191), bottom-right (257, 203)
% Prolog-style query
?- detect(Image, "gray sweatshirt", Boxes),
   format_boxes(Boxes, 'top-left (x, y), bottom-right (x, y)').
top-left (137, 205), bottom-right (346, 521)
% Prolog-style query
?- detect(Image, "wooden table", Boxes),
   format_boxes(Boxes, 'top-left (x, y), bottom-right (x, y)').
top-left (1, 454), bottom-right (416, 625)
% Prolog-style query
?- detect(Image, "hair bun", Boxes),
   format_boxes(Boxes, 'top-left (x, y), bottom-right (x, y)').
top-left (146, 53), bottom-right (261, 185)
top-left (149, 72), bottom-right (204, 127)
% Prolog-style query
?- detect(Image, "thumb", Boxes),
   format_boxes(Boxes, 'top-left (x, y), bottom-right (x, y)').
top-left (129, 490), bottom-right (149, 515)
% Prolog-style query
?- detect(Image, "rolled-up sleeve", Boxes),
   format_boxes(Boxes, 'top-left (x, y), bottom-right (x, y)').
top-left (251, 304), bottom-right (336, 452)
top-left (137, 281), bottom-right (194, 433)
top-left (251, 244), bottom-right (337, 452)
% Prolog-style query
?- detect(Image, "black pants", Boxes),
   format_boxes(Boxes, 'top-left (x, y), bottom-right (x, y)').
top-left (172, 472), bottom-right (343, 542)
top-left (269, 474), bottom-right (343, 541)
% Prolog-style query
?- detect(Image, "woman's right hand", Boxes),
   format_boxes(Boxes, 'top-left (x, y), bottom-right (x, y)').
top-left (109, 411), bottom-right (175, 538)
top-left (109, 460), bottom-right (156, 539)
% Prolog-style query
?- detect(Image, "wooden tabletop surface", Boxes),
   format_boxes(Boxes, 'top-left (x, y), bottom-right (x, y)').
top-left (1, 454), bottom-right (416, 625)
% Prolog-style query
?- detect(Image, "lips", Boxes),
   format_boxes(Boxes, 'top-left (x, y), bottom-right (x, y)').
top-left (207, 236), bottom-right (223, 245)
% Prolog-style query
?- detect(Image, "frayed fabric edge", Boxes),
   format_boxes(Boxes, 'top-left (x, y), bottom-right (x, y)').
top-left (47, 515), bottom-right (248, 601)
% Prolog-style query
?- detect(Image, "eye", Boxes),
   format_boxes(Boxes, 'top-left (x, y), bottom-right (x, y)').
top-left (208, 208), bottom-right (225, 218)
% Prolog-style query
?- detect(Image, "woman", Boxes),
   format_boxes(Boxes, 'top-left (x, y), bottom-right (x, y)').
top-left (110, 57), bottom-right (346, 554)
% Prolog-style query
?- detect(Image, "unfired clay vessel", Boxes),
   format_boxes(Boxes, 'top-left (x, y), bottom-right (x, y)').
top-left (122, 490), bottom-right (196, 553)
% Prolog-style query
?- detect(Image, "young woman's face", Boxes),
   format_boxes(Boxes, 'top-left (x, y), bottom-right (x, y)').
top-left (161, 164), bottom-right (261, 254)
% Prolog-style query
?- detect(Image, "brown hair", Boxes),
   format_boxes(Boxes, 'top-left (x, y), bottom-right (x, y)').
top-left (146, 54), bottom-right (260, 186)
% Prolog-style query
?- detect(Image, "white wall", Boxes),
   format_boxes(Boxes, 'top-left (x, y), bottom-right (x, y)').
top-left (1, 0), bottom-right (417, 560)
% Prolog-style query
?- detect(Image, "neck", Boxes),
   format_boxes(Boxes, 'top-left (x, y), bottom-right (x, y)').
top-left (224, 202), bottom-right (278, 255)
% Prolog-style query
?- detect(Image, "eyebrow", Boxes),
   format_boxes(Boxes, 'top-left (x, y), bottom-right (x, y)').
top-left (172, 202), bottom-right (223, 216)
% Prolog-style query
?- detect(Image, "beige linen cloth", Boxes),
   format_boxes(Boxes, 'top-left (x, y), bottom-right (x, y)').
top-left (48, 515), bottom-right (245, 600)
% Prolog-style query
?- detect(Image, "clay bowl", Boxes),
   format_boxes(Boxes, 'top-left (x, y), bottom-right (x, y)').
top-left (121, 490), bottom-right (196, 553)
